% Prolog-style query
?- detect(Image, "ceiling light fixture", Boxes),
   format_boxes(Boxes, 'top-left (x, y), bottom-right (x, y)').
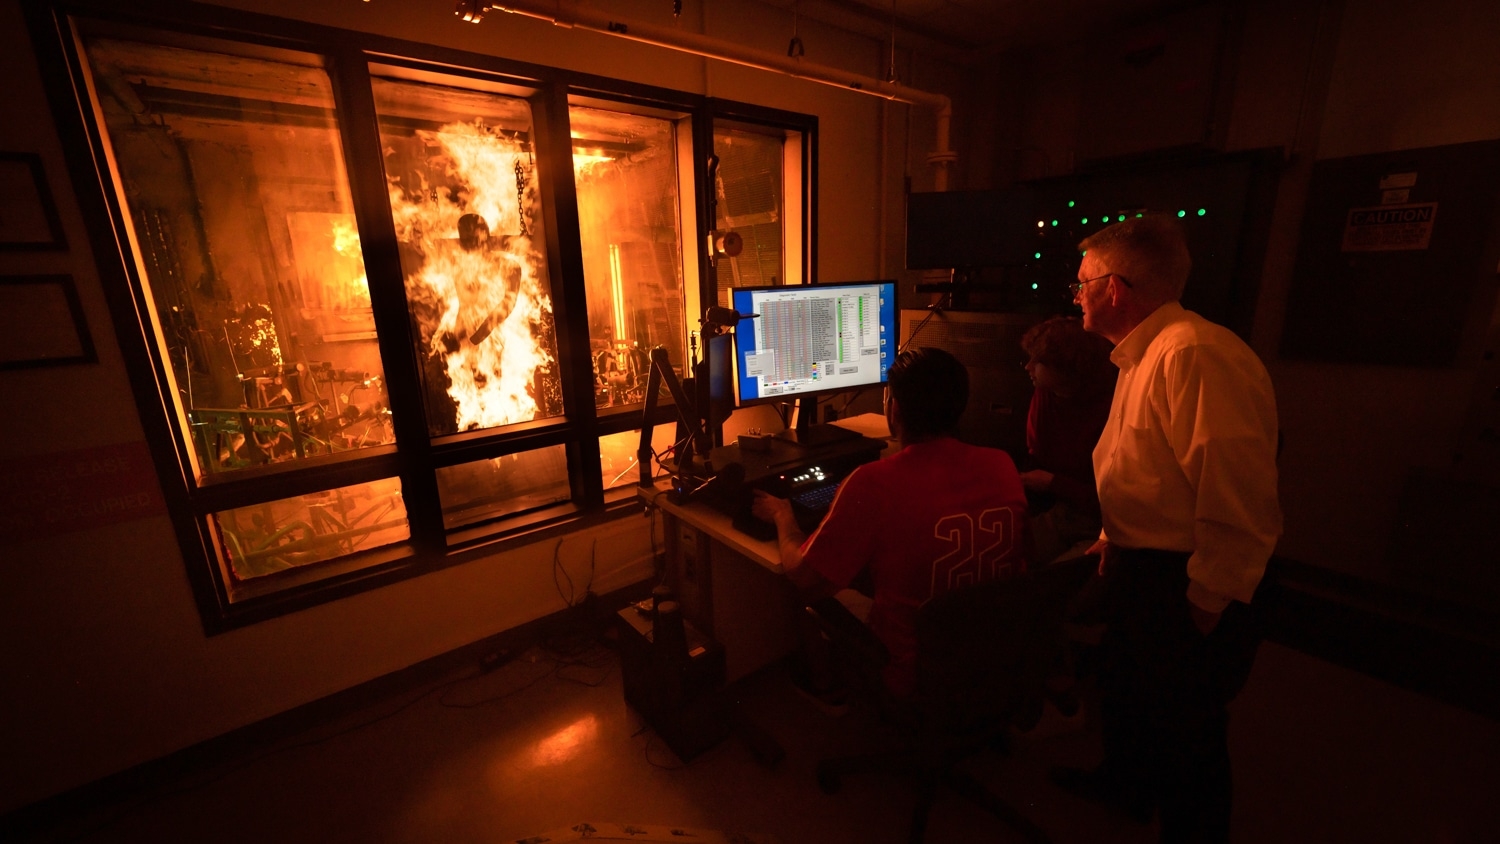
top-left (455, 0), bottom-right (484, 23)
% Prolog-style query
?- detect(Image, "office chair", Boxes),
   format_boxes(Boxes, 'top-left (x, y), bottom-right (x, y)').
top-left (813, 555), bottom-right (1096, 844)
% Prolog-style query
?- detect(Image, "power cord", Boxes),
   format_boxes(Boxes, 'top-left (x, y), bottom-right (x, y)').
top-left (588, 537), bottom-right (597, 596)
top-left (439, 641), bottom-right (614, 709)
top-left (634, 710), bottom-right (732, 770)
top-left (552, 536), bottom-right (576, 607)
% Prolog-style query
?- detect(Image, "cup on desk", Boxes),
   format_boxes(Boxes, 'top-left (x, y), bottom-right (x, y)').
top-left (654, 600), bottom-right (689, 662)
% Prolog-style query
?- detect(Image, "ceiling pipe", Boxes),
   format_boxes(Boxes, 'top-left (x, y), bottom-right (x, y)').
top-left (476, 0), bottom-right (956, 190)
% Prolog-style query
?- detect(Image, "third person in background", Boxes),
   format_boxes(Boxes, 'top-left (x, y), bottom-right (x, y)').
top-left (1019, 315), bottom-right (1116, 563)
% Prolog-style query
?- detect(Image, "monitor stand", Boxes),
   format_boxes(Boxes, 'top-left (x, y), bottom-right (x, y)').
top-left (778, 395), bottom-right (860, 448)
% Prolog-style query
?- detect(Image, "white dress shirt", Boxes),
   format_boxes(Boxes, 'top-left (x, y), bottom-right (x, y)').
top-left (1093, 302), bottom-right (1282, 612)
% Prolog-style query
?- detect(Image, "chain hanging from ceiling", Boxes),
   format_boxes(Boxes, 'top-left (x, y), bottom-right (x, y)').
top-left (788, 1), bottom-right (805, 58)
top-left (887, 0), bottom-right (900, 83)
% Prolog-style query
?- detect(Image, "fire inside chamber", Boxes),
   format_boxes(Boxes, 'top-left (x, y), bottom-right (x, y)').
top-left (383, 114), bottom-right (563, 437)
top-left (84, 32), bottom-right (689, 558)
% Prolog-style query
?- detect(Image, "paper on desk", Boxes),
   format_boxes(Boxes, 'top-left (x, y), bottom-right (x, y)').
top-left (829, 412), bottom-right (892, 440)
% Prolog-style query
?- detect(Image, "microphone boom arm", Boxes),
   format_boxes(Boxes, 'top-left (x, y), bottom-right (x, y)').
top-left (638, 346), bottom-right (711, 487)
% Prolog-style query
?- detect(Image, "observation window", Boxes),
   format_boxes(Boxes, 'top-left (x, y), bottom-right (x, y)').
top-left (371, 75), bottom-right (563, 438)
top-left (435, 446), bottom-right (570, 530)
top-left (46, 7), bottom-right (812, 629)
top-left (570, 105), bottom-right (688, 414)
top-left (81, 36), bottom-right (396, 482)
top-left (712, 123), bottom-right (788, 304)
top-left (211, 476), bottom-right (409, 590)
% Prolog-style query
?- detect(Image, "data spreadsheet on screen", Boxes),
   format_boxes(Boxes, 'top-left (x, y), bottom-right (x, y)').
top-left (731, 280), bottom-right (897, 405)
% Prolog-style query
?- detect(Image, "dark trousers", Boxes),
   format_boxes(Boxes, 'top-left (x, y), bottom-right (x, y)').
top-left (1095, 548), bottom-right (1262, 844)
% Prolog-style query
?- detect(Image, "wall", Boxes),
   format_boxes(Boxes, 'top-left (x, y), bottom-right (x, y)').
top-left (1011, 0), bottom-right (1500, 592)
top-left (1262, 0), bottom-right (1500, 588)
top-left (0, 0), bottom-right (982, 814)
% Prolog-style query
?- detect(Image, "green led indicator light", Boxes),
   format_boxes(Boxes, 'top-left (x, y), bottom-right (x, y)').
top-left (1117, 214), bottom-right (1125, 222)
top-left (1082, 217), bottom-right (1089, 224)
top-left (1135, 213), bottom-right (1143, 217)
top-left (1034, 252), bottom-right (1042, 259)
top-left (1067, 200), bottom-right (1076, 208)
top-left (1197, 208), bottom-right (1207, 216)
top-left (1051, 219), bottom-right (1058, 226)
top-left (1177, 209), bottom-right (1186, 217)
top-left (1031, 283), bottom-right (1039, 290)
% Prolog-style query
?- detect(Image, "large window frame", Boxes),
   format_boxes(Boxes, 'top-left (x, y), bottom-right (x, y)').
top-left (24, 0), bottom-right (815, 632)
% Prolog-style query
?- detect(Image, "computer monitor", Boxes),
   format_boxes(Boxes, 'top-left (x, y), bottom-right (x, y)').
top-left (704, 331), bottom-right (734, 446)
top-left (729, 279), bottom-right (897, 408)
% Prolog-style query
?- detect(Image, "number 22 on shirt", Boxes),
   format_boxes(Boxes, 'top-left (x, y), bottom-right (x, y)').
top-left (930, 508), bottom-right (1019, 595)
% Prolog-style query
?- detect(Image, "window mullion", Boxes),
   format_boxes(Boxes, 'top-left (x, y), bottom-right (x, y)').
top-left (805, 119), bottom-right (818, 285)
top-left (532, 83), bottom-right (603, 510)
top-left (325, 46), bottom-right (445, 549)
top-left (693, 107), bottom-right (719, 310)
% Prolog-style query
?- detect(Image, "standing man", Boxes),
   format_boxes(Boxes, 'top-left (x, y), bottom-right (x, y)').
top-left (1057, 215), bottom-right (1281, 842)
top-left (752, 347), bottom-right (1030, 700)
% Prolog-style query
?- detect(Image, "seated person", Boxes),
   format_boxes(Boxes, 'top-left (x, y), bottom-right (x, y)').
top-left (1019, 316), bottom-right (1115, 563)
top-left (752, 347), bottom-right (1030, 701)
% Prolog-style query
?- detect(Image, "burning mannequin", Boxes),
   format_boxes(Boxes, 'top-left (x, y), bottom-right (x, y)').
top-left (437, 212), bottom-right (523, 352)
top-left (389, 118), bottom-right (563, 435)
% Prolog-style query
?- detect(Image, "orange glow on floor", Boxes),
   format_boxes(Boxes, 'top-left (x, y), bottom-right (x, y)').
top-left (528, 714), bottom-right (600, 767)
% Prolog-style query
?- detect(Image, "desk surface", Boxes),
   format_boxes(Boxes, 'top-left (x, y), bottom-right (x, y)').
top-left (640, 482), bottom-right (783, 573)
top-left (639, 414), bottom-right (894, 575)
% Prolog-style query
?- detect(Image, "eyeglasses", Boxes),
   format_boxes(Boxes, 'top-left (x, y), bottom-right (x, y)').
top-left (1068, 273), bottom-right (1132, 297)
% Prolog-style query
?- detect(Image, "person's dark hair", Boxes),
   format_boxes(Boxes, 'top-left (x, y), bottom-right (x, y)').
top-left (1021, 316), bottom-right (1115, 393)
top-left (888, 346), bottom-right (968, 441)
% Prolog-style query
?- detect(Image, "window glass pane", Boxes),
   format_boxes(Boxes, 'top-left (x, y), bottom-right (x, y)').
top-left (370, 77), bottom-right (563, 437)
top-left (435, 446), bottom-right (571, 529)
top-left (570, 106), bottom-right (687, 413)
top-left (211, 476), bottom-right (409, 583)
top-left (80, 37), bottom-right (396, 479)
top-left (599, 426), bottom-right (678, 490)
top-left (713, 125), bottom-right (784, 305)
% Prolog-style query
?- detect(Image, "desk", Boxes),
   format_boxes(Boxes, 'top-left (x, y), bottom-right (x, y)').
top-left (641, 482), bottom-right (802, 683)
top-left (639, 416), bottom-right (894, 682)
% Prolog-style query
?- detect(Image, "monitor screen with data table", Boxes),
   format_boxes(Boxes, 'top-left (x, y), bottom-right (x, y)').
top-left (730, 279), bottom-right (897, 407)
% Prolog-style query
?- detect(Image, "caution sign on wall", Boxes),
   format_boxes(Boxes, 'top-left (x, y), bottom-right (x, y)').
top-left (0, 441), bottom-right (167, 546)
top-left (1341, 202), bottom-right (1438, 252)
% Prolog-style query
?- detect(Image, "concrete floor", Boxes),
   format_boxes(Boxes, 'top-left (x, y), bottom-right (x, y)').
top-left (17, 638), bottom-right (1500, 843)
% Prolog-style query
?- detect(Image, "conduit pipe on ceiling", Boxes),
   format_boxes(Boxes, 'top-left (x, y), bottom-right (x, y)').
top-left (484, 0), bottom-right (956, 190)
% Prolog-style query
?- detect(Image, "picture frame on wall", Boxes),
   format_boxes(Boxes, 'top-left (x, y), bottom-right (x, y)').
top-left (0, 151), bottom-right (68, 251)
top-left (0, 275), bottom-right (96, 370)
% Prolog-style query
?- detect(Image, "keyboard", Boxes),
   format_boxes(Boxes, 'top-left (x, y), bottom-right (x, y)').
top-left (791, 479), bottom-right (842, 513)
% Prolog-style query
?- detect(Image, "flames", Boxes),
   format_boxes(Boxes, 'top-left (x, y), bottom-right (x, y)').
top-left (387, 120), bottom-right (556, 431)
top-left (329, 218), bottom-right (371, 311)
top-left (571, 148), bottom-right (613, 181)
top-left (245, 313), bottom-right (283, 366)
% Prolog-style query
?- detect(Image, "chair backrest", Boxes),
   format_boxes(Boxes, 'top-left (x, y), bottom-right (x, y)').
top-left (913, 555), bottom-right (1095, 732)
